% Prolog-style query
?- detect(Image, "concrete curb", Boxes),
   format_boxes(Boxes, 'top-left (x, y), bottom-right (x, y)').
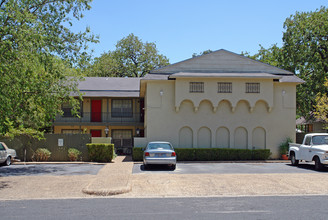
top-left (81, 156), bottom-right (134, 196)
top-left (82, 178), bottom-right (132, 196)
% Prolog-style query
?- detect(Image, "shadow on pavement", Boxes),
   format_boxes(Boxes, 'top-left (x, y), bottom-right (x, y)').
top-left (286, 163), bottom-right (328, 172)
top-left (0, 164), bottom-right (103, 177)
top-left (141, 164), bottom-right (175, 171)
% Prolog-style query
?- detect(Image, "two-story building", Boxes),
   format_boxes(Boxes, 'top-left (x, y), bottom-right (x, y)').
top-left (135, 49), bottom-right (303, 158)
top-left (54, 49), bottom-right (303, 158)
top-left (53, 77), bottom-right (144, 154)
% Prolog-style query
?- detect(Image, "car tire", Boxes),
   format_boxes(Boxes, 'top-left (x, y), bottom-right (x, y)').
top-left (314, 157), bottom-right (323, 171)
top-left (290, 154), bottom-right (299, 166)
top-left (171, 164), bottom-right (176, 171)
top-left (143, 163), bottom-right (148, 170)
top-left (5, 156), bottom-right (11, 166)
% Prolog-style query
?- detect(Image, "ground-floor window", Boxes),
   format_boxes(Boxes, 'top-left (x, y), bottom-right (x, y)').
top-left (62, 129), bottom-right (81, 134)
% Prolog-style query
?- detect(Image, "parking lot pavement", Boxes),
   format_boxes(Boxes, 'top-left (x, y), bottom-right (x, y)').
top-left (132, 162), bottom-right (328, 174)
top-left (0, 164), bottom-right (104, 177)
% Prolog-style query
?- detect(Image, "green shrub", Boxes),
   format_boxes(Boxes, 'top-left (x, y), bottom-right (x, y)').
top-left (279, 137), bottom-right (292, 155)
top-left (133, 147), bottom-right (271, 161)
top-left (87, 143), bottom-right (115, 162)
top-left (32, 148), bottom-right (51, 161)
top-left (133, 147), bottom-right (144, 161)
top-left (68, 148), bottom-right (82, 161)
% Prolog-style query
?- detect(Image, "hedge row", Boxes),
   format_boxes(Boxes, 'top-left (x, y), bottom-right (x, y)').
top-left (87, 143), bottom-right (115, 162)
top-left (133, 147), bottom-right (271, 161)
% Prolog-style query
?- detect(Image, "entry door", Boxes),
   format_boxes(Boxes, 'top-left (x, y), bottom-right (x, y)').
top-left (90, 130), bottom-right (102, 137)
top-left (112, 130), bottom-right (133, 149)
top-left (91, 100), bottom-right (102, 122)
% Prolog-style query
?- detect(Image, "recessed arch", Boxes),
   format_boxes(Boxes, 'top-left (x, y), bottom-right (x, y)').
top-left (198, 99), bottom-right (214, 113)
top-left (178, 99), bottom-right (195, 113)
top-left (252, 127), bottom-right (266, 149)
top-left (179, 126), bottom-right (193, 148)
top-left (234, 100), bottom-right (251, 114)
top-left (197, 126), bottom-right (211, 148)
top-left (234, 127), bottom-right (248, 149)
top-left (216, 127), bottom-right (230, 148)
top-left (216, 99), bottom-right (233, 113)
top-left (254, 100), bottom-right (271, 113)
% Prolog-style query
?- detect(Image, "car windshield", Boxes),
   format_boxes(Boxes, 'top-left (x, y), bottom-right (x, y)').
top-left (312, 135), bottom-right (328, 145)
top-left (148, 143), bottom-right (173, 150)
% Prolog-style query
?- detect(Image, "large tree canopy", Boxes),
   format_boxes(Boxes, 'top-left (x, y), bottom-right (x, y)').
top-left (0, 0), bottom-right (97, 136)
top-left (245, 6), bottom-right (328, 118)
top-left (85, 33), bottom-right (170, 77)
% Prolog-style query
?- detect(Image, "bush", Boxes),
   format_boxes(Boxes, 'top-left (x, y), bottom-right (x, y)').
top-left (133, 147), bottom-right (271, 161)
top-left (133, 147), bottom-right (144, 161)
top-left (87, 143), bottom-right (115, 162)
top-left (32, 148), bottom-right (51, 161)
top-left (279, 137), bottom-right (292, 155)
top-left (68, 148), bottom-right (82, 161)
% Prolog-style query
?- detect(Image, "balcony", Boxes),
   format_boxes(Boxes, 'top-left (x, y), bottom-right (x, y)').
top-left (54, 112), bottom-right (144, 126)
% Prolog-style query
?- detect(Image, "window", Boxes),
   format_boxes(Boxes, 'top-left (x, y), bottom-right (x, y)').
top-left (304, 136), bottom-right (311, 145)
top-left (246, 83), bottom-right (260, 93)
top-left (111, 99), bottom-right (133, 117)
top-left (189, 82), bottom-right (204, 93)
top-left (218, 82), bottom-right (232, 93)
top-left (62, 129), bottom-right (81, 134)
top-left (62, 101), bottom-right (82, 117)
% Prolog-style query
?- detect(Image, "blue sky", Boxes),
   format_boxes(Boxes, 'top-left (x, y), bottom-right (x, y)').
top-left (72, 0), bottom-right (328, 64)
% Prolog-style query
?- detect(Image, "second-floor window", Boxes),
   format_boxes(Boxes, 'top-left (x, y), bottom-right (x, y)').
top-left (111, 99), bottom-right (133, 117)
top-left (246, 83), bottom-right (260, 93)
top-left (62, 102), bottom-right (82, 117)
top-left (190, 82), bottom-right (204, 93)
top-left (218, 82), bottom-right (232, 93)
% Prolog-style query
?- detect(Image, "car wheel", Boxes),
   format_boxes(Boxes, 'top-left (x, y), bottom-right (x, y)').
top-left (170, 164), bottom-right (176, 171)
top-left (290, 154), bottom-right (299, 166)
top-left (314, 157), bottom-right (323, 171)
top-left (5, 157), bottom-right (11, 166)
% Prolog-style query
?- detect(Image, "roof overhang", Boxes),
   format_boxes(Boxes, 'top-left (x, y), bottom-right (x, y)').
top-left (168, 72), bottom-right (282, 79)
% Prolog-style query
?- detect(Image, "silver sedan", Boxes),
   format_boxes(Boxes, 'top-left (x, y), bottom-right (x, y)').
top-left (143, 141), bottom-right (176, 170)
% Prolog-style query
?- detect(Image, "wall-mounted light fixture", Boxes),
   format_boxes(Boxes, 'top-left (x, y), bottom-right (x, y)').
top-left (160, 90), bottom-right (164, 96)
top-left (282, 90), bottom-right (286, 95)
top-left (136, 128), bottom-right (140, 137)
top-left (104, 127), bottom-right (109, 138)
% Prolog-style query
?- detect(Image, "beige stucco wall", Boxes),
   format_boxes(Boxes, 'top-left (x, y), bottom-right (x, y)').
top-left (135, 79), bottom-right (297, 158)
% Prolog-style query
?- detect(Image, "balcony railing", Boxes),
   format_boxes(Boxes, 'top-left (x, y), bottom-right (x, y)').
top-left (54, 112), bottom-right (144, 124)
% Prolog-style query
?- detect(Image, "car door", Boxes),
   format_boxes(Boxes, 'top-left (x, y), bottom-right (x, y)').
top-left (299, 136), bottom-right (312, 161)
top-left (0, 143), bottom-right (5, 162)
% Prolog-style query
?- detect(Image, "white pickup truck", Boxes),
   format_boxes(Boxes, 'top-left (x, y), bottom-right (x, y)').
top-left (289, 133), bottom-right (328, 170)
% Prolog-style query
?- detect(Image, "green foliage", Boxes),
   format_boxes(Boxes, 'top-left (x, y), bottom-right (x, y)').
top-left (244, 6), bottom-right (328, 118)
top-left (32, 148), bottom-right (51, 161)
top-left (314, 79), bottom-right (328, 126)
top-left (84, 33), bottom-right (170, 77)
top-left (87, 143), bottom-right (115, 162)
top-left (279, 137), bottom-right (293, 155)
top-left (192, 49), bottom-right (213, 58)
top-left (68, 148), bottom-right (82, 161)
top-left (132, 147), bottom-right (271, 161)
top-left (0, 0), bottom-right (98, 137)
top-left (133, 147), bottom-right (144, 161)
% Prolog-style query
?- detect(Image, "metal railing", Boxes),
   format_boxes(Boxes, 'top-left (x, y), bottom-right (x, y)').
top-left (54, 112), bottom-right (144, 124)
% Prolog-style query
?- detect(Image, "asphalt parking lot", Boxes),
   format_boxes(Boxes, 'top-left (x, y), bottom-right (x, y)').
top-left (0, 164), bottom-right (104, 177)
top-left (132, 162), bottom-right (328, 174)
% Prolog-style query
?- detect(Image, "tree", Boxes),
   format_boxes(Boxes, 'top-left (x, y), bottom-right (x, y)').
top-left (85, 33), bottom-right (169, 77)
top-left (283, 6), bottom-right (328, 118)
top-left (0, 0), bottom-right (97, 136)
top-left (192, 49), bottom-right (213, 58)
top-left (314, 79), bottom-right (328, 124)
top-left (245, 6), bottom-right (328, 118)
